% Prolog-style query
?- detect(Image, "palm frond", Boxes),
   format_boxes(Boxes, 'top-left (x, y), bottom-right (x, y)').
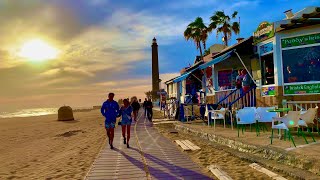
top-left (232, 22), bottom-right (240, 34)
top-left (232, 11), bottom-right (238, 18)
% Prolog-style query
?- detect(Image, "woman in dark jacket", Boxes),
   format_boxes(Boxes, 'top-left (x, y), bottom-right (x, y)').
top-left (131, 99), bottom-right (140, 121)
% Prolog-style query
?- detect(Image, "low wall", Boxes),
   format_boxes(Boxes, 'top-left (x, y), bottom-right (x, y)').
top-left (175, 123), bottom-right (320, 176)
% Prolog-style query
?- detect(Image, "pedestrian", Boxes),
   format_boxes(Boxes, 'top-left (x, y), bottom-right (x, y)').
top-left (143, 98), bottom-right (148, 116)
top-left (131, 99), bottom-right (140, 121)
top-left (101, 92), bottom-right (120, 149)
top-left (119, 99), bottom-right (133, 148)
top-left (241, 69), bottom-right (251, 93)
top-left (145, 98), bottom-right (153, 121)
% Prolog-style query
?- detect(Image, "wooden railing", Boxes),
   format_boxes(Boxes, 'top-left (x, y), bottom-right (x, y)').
top-left (215, 89), bottom-right (238, 108)
top-left (284, 101), bottom-right (320, 130)
top-left (228, 86), bottom-right (257, 110)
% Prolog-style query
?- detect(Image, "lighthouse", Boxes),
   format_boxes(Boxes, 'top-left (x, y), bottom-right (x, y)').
top-left (151, 37), bottom-right (160, 94)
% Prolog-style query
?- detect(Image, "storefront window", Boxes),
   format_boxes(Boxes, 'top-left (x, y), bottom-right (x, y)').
top-left (217, 69), bottom-right (238, 90)
top-left (282, 45), bottom-right (320, 83)
top-left (261, 53), bottom-right (275, 85)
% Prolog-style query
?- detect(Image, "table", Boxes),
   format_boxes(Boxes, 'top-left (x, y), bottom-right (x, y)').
top-left (267, 108), bottom-right (291, 139)
top-left (267, 108), bottom-right (291, 113)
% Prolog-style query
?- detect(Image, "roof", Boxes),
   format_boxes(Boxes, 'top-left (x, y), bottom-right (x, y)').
top-left (164, 36), bottom-right (253, 85)
top-left (275, 6), bottom-right (320, 32)
top-left (206, 36), bottom-right (253, 60)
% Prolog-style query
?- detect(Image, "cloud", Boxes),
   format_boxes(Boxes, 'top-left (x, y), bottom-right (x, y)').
top-left (0, 1), bottom-right (192, 111)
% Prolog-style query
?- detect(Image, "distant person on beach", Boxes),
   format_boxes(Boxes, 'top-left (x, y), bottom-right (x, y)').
top-left (143, 98), bottom-right (148, 115)
top-left (101, 92), bottom-right (119, 149)
top-left (145, 99), bottom-right (153, 121)
top-left (131, 99), bottom-right (140, 121)
top-left (119, 99), bottom-right (133, 148)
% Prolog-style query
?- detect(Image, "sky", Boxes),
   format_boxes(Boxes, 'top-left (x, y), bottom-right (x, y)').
top-left (0, 0), bottom-right (318, 111)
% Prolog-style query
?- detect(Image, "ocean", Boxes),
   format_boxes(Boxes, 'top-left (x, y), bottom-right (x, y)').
top-left (0, 107), bottom-right (93, 118)
top-left (0, 108), bottom-right (58, 118)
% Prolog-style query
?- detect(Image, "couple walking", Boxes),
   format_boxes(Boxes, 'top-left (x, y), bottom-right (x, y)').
top-left (100, 93), bottom-right (140, 149)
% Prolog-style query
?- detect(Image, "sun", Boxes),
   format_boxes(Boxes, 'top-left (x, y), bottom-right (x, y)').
top-left (18, 39), bottom-right (59, 61)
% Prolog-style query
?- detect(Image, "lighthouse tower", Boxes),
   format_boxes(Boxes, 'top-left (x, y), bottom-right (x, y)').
top-left (151, 37), bottom-right (160, 94)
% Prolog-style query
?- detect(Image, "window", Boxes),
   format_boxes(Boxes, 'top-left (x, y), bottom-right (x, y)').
top-left (282, 45), bottom-right (320, 83)
top-left (217, 69), bottom-right (238, 90)
top-left (261, 53), bottom-right (275, 85)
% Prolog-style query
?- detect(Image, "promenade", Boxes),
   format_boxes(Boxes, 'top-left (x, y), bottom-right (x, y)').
top-left (86, 111), bottom-right (211, 179)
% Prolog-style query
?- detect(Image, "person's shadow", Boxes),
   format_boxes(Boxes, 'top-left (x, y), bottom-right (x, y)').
top-left (123, 147), bottom-right (212, 179)
top-left (113, 147), bottom-right (180, 179)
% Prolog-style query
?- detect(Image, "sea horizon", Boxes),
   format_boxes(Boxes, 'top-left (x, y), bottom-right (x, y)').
top-left (0, 106), bottom-right (95, 119)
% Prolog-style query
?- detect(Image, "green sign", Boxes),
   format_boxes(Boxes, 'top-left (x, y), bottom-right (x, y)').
top-left (262, 86), bottom-right (275, 96)
top-left (284, 83), bottom-right (320, 95)
top-left (253, 22), bottom-right (274, 44)
top-left (281, 33), bottom-right (320, 48)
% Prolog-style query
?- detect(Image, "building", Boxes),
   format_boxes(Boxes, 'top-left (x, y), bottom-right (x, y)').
top-left (166, 6), bottom-right (320, 112)
top-left (253, 6), bottom-right (320, 107)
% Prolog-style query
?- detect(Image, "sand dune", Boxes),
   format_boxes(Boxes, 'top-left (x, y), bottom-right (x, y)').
top-left (0, 110), bottom-right (106, 179)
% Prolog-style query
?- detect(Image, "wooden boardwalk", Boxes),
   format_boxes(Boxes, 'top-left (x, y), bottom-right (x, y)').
top-left (86, 111), bottom-right (212, 180)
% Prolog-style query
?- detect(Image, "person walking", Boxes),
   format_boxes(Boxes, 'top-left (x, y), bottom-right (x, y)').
top-left (145, 98), bottom-right (153, 121)
top-left (101, 93), bottom-right (120, 149)
top-left (143, 98), bottom-right (148, 116)
top-left (119, 99), bottom-right (133, 148)
top-left (131, 99), bottom-right (140, 121)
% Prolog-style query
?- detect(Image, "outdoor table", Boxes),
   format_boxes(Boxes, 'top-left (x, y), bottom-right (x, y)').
top-left (267, 108), bottom-right (292, 139)
top-left (267, 108), bottom-right (291, 113)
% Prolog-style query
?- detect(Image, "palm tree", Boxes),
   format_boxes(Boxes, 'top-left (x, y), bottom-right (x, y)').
top-left (184, 17), bottom-right (208, 59)
top-left (208, 11), bottom-right (240, 46)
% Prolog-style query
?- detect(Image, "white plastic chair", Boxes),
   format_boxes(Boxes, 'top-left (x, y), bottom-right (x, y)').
top-left (236, 108), bottom-right (257, 137)
top-left (256, 107), bottom-right (277, 132)
top-left (207, 108), bottom-right (227, 130)
top-left (271, 111), bottom-right (301, 147)
top-left (298, 107), bottom-right (318, 142)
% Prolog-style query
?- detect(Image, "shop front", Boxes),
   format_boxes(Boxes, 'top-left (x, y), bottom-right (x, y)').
top-left (254, 7), bottom-right (320, 107)
top-left (201, 37), bottom-right (255, 106)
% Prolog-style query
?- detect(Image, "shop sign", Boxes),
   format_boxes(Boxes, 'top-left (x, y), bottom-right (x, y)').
top-left (259, 42), bottom-right (273, 55)
top-left (281, 33), bottom-right (320, 48)
top-left (253, 22), bottom-right (274, 44)
top-left (284, 83), bottom-right (320, 95)
top-left (262, 86), bottom-right (275, 96)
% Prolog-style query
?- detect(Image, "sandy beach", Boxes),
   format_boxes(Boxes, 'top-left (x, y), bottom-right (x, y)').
top-left (0, 109), bottom-right (106, 180)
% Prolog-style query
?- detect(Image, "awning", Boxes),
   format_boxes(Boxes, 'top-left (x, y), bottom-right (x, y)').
top-left (173, 71), bottom-right (192, 83)
top-left (199, 50), bottom-right (235, 70)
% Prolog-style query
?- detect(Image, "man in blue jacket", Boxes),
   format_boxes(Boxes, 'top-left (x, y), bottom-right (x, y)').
top-left (101, 92), bottom-right (119, 149)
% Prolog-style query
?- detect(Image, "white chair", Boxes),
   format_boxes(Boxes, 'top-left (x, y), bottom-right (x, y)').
top-left (298, 107), bottom-right (318, 142)
top-left (236, 108), bottom-right (257, 137)
top-left (271, 111), bottom-right (301, 147)
top-left (208, 108), bottom-right (227, 130)
top-left (256, 107), bottom-right (277, 133)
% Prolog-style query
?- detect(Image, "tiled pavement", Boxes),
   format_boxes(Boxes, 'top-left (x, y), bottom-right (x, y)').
top-left (86, 111), bottom-right (212, 180)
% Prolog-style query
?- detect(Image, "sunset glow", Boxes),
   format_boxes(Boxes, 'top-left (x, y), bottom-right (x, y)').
top-left (18, 39), bottom-right (59, 61)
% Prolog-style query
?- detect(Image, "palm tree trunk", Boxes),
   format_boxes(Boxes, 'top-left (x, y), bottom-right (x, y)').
top-left (202, 41), bottom-right (206, 52)
top-left (223, 32), bottom-right (228, 46)
top-left (198, 41), bottom-right (203, 59)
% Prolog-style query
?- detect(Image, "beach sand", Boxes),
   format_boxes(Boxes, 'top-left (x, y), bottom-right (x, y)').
top-left (0, 109), bottom-right (106, 180)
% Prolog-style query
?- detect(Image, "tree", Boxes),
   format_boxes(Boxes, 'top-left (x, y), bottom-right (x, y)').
top-left (208, 11), bottom-right (240, 46)
top-left (204, 48), bottom-right (210, 56)
top-left (145, 91), bottom-right (153, 100)
top-left (184, 17), bottom-right (208, 59)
